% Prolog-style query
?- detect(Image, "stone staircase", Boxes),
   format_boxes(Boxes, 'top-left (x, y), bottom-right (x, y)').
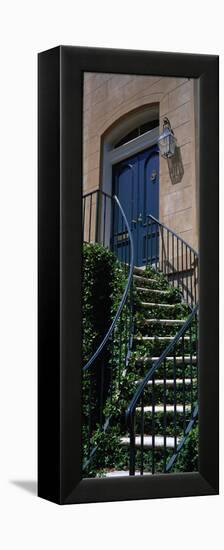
top-left (103, 265), bottom-right (197, 477)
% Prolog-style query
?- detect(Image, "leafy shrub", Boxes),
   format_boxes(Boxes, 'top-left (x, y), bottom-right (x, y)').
top-left (173, 424), bottom-right (199, 472)
top-left (82, 243), bottom-right (118, 365)
top-left (82, 243), bottom-right (127, 475)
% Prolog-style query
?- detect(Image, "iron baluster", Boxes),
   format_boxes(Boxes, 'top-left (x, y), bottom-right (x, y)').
top-left (190, 250), bottom-right (193, 306)
top-left (110, 330), bottom-right (114, 405)
top-left (195, 309), bottom-right (198, 407)
top-left (99, 356), bottom-right (105, 429)
top-left (146, 215), bottom-right (149, 267)
top-left (182, 334), bottom-right (186, 432)
top-left (161, 225), bottom-right (164, 272)
top-left (115, 195), bottom-right (119, 258)
top-left (173, 349), bottom-right (177, 453)
top-left (164, 227), bottom-right (167, 275)
top-left (167, 230), bottom-right (169, 275)
top-left (118, 314), bottom-right (122, 388)
top-left (163, 359), bottom-right (167, 472)
top-left (122, 207), bottom-right (125, 266)
top-left (110, 191), bottom-right (114, 253)
top-left (150, 219), bottom-right (153, 265)
top-left (194, 254), bottom-right (196, 305)
top-left (152, 377), bottom-right (155, 474)
top-left (181, 240), bottom-right (184, 297)
top-left (83, 195), bottom-right (86, 239)
top-left (129, 413), bottom-right (136, 476)
top-left (103, 193), bottom-right (106, 246)
top-left (95, 190), bottom-right (100, 243)
top-left (177, 238), bottom-right (179, 290)
top-left (89, 193), bottom-right (92, 243)
top-left (140, 395), bottom-right (144, 475)
top-left (185, 244), bottom-right (189, 304)
top-left (172, 233), bottom-right (174, 286)
top-left (190, 322), bottom-right (193, 414)
top-left (88, 370), bottom-right (92, 461)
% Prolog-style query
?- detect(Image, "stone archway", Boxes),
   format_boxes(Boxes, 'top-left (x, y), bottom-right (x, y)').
top-left (100, 103), bottom-right (160, 196)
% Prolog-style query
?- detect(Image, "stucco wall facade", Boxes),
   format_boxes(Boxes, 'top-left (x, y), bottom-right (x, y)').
top-left (83, 73), bottom-right (199, 251)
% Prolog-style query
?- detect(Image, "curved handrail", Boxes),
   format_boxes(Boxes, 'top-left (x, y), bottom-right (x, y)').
top-left (83, 194), bottom-right (134, 372)
top-left (126, 305), bottom-right (198, 420)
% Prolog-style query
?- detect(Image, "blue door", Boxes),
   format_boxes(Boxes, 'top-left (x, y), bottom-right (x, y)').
top-left (113, 144), bottom-right (159, 266)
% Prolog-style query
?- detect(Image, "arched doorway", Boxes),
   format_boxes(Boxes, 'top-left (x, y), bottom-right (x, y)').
top-left (101, 104), bottom-right (160, 266)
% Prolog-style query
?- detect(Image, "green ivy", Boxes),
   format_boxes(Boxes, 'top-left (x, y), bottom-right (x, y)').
top-left (82, 243), bottom-right (118, 365)
top-left (82, 247), bottom-right (198, 477)
top-left (82, 242), bottom-right (128, 476)
top-left (173, 424), bottom-right (199, 472)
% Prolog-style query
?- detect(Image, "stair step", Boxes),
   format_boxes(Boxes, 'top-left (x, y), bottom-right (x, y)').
top-left (133, 266), bottom-right (152, 275)
top-left (140, 318), bottom-right (185, 325)
top-left (136, 404), bottom-right (191, 413)
top-left (140, 301), bottom-right (181, 308)
top-left (102, 470), bottom-right (151, 477)
top-left (135, 335), bottom-right (190, 342)
top-left (133, 274), bottom-right (159, 286)
top-left (121, 435), bottom-right (180, 449)
top-left (135, 378), bottom-right (197, 386)
top-left (135, 355), bottom-right (197, 364)
top-left (136, 287), bottom-right (169, 295)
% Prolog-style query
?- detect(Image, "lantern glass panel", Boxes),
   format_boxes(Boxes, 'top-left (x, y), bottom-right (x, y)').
top-left (158, 135), bottom-right (169, 157)
top-left (158, 128), bottom-right (176, 158)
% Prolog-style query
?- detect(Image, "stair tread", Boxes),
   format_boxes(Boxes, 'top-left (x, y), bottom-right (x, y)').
top-left (136, 404), bottom-right (191, 413)
top-left (136, 287), bottom-right (170, 294)
top-left (121, 435), bottom-right (180, 448)
top-left (135, 378), bottom-right (197, 386)
top-left (101, 470), bottom-right (151, 477)
top-left (133, 266), bottom-right (155, 275)
top-left (135, 335), bottom-right (190, 341)
top-left (141, 318), bottom-right (186, 324)
top-left (133, 274), bottom-right (160, 285)
top-left (140, 301), bottom-right (182, 308)
top-left (135, 355), bottom-right (197, 363)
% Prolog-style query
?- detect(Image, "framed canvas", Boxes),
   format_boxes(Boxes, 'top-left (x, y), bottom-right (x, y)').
top-left (38, 45), bottom-right (219, 504)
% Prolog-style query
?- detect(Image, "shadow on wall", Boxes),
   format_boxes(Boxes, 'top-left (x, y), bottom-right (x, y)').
top-left (167, 146), bottom-right (184, 185)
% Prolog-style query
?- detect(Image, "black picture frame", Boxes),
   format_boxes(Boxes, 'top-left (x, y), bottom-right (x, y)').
top-left (38, 45), bottom-right (219, 505)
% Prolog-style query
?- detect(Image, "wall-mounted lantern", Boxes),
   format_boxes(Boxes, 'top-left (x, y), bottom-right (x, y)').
top-left (158, 117), bottom-right (176, 159)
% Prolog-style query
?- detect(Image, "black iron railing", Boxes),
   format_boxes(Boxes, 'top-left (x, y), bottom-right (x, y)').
top-left (82, 189), bottom-right (199, 475)
top-left (82, 190), bottom-right (134, 473)
top-left (83, 189), bottom-right (112, 247)
top-left (144, 215), bottom-right (198, 306)
top-left (125, 215), bottom-right (199, 475)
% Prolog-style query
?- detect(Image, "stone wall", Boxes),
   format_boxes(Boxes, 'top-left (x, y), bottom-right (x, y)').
top-left (83, 73), bottom-right (199, 250)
